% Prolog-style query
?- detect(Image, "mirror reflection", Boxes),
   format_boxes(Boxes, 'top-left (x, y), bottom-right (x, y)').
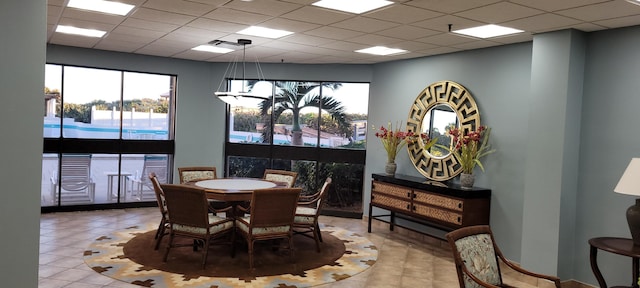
top-left (420, 104), bottom-right (458, 158)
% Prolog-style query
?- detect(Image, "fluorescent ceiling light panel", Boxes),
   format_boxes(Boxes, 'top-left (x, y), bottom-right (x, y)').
top-left (312, 0), bottom-right (393, 14)
top-left (452, 24), bottom-right (523, 39)
top-left (237, 26), bottom-right (293, 39)
top-left (192, 45), bottom-right (234, 53)
top-left (55, 25), bottom-right (106, 38)
top-left (68, 0), bottom-right (134, 16)
top-left (355, 46), bottom-right (407, 56)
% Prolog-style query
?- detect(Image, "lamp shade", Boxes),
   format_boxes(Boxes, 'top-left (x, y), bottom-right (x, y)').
top-left (615, 158), bottom-right (640, 196)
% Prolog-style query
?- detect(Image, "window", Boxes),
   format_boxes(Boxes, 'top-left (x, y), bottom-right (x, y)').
top-left (43, 64), bottom-right (176, 210)
top-left (225, 80), bottom-right (368, 217)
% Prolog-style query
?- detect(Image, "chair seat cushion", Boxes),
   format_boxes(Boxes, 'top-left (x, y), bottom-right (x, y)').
top-left (173, 214), bottom-right (233, 235)
top-left (236, 217), bottom-right (291, 235)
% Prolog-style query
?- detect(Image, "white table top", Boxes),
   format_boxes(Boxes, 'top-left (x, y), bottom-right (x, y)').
top-left (195, 178), bottom-right (277, 191)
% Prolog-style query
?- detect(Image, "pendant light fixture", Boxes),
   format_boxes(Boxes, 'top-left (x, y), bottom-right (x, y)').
top-left (214, 39), bottom-right (269, 106)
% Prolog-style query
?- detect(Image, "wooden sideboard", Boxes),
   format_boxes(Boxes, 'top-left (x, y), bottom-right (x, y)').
top-left (368, 173), bottom-right (491, 237)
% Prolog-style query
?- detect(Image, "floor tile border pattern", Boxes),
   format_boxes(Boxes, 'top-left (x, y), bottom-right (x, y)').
top-left (83, 223), bottom-right (378, 288)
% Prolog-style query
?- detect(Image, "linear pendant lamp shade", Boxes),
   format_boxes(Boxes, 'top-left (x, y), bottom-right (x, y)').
top-left (214, 39), bottom-right (270, 106)
top-left (614, 158), bottom-right (640, 245)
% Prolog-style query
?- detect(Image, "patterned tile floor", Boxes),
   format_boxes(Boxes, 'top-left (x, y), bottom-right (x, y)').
top-left (38, 207), bottom-right (550, 288)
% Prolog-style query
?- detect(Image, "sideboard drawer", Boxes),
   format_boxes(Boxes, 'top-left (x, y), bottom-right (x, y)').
top-left (372, 182), bottom-right (412, 199)
top-left (413, 204), bottom-right (463, 225)
top-left (413, 190), bottom-right (464, 212)
top-left (372, 193), bottom-right (411, 211)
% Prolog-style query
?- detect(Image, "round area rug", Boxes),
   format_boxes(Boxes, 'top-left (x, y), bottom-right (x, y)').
top-left (84, 223), bottom-right (377, 288)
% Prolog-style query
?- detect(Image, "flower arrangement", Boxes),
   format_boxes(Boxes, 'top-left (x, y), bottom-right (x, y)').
top-left (375, 122), bottom-right (435, 163)
top-left (446, 125), bottom-right (495, 174)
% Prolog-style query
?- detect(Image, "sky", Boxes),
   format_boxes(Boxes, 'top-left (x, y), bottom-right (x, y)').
top-left (46, 64), bottom-right (369, 115)
top-left (45, 64), bottom-right (171, 104)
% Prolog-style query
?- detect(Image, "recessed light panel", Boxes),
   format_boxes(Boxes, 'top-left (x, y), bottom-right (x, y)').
top-left (192, 45), bottom-right (234, 53)
top-left (452, 24), bottom-right (523, 39)
top-left (355, 46), bottom-right (407, 56)
top-left (312, 0), bottom-right (393, 14)
top-left (56, 25), bottom-right (106, 38)
top-left (237, 26), bottom-right (293, 39)
top-left (68, 0), bottom-right (135, 16)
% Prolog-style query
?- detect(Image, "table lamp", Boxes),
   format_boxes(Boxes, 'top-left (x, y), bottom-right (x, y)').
top-left (614, 158), bottom-right (640, 246)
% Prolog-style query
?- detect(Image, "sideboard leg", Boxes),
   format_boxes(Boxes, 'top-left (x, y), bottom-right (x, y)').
top-left (367, 204), bottom-right (372, 233)
top-left (390, 211), bottom-right (395, 231)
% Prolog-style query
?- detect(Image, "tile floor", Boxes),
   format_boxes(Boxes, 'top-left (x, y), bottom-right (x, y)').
top-left (38, 207), bottom-right (559, 288)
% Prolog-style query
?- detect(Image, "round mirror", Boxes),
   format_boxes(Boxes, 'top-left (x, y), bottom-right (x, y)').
top-left (406, 80), bottom-right (481, 181)
top-left (420, 103), bottom-right (458, 158)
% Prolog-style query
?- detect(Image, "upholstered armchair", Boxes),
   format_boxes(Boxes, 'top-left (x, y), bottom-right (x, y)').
top-left (263, 169), bottom-right (298, 187)
top-left (178, 166), bottom-right (217, 183)
top-left (293, 177), bottom-right (332, 252)
top-left (446, 225), bottom-right (561, 288)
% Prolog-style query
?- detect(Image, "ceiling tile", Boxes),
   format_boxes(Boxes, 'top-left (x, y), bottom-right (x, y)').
top-left (111, 26), bottom-right (167, 39)
top-left (411, 15), bottom-right (484, 32)
top-left (375, 25), bottom-right (440, 40)
top-left (364, 4), bottom-right (443, 24)
top-left (280, 34), bottom-right (336, 46)
top-left (303, 26), bottom-right (365, 40)
top-left (416, 32), bottom-right (475, 46)
top-left (186, 18), bottom-right (248, 33)
top-left (403, 0), bottom-right (502, 14)
top-left (503, 13), bottom-right (582, 33)
top-left (161, 26), bottom-right (227, 43)
top-left (555, 1), bottom-right (640, 21)
top-left (142, 0), bottom-right (218, 17)
top-left (331, 16), bottom-right (401, 33)
top-left (347, 34), bottom-right (403, 46)
top-left (105, 32), bottom-right (159, 44)
top-left (455, 2), bottom-right (545, 23)
top-left (49, 33), bottom-right (101, 48)
top-left (202, 8), bottom-right (273, 25)
top-left (62, 8), bottom-right (126, 25)
top-left (257, 17), bottom-right (321, 33)
top-left (222, 0), bottom-right (302, 17)
top-left (595, 14), bottom-right (640, 28)
top-left (130, 8), bottom-right (196, 25)
top-left (319, 41), bottom-right (369, 52)
top-left (94, 39), bottom-right (148, 52)
top-left (280, 6), bottom-right (352, 25)
top-left (509, 0), bottom-right (611, 12)
top-left (57, 17), bottom-right (116, 31)
top-left (120, 18), bottom-right (180, 33)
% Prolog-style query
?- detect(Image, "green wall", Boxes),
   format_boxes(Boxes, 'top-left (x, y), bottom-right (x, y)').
top-left (0, 1), bottom-right (45, 287)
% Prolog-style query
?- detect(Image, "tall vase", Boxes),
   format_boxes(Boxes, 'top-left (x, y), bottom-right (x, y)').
top-left (460, 173), bottom-right (475, 189)
top-left (385, 162), bottom-right (397, 176)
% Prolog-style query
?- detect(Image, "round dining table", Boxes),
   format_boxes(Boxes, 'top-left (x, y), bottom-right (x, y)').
top-left (194, 178), bottom-right (281, 202)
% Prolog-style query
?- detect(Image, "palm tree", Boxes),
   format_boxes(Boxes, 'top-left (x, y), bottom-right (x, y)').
top-left (259, 81), bottom-right (348, 146)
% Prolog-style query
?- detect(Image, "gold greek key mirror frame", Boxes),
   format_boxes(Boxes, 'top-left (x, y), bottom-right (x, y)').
top-left (406, 80), bottom-right (481, 181)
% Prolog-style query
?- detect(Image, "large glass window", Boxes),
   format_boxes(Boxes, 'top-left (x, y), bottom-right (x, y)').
top-left (43, 64), bottom-right (176, 210)
top-left (225, 80), bottom-right (368, 217)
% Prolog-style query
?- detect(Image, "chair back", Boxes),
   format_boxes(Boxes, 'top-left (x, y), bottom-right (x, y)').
top-left (161, 184), bottom-right (210, 229)
top-left (263, 169), bottom-right (298, 188)
top-left (178, 166), bottom-right (217, 184)
top-left (60, 154), bottom-right (92, 191)
top-left (446, 225), bottom-right (502, 288)
top-left (313, 177), bottom-right (332, 211)
top-left (148, 172), bottom-right (167, 217)
top-left (250, 188), bottom-right (301, 228)
top-left (141, 155), bottom-right (168, 186)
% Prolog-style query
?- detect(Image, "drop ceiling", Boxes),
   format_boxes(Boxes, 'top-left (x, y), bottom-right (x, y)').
top-left (47, 0), bottom-right (640, 64)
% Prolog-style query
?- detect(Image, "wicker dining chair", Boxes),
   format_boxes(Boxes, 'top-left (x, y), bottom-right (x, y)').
top-left (235, 188), bottom-right (301, 269)
top-left (263, 169), bottom-right (298, 188)
top-left (149, 172), bottom-right (169, 250)
top-left (161, 184), bottom-right (235, 269)
top-left (446, 225), bottom-right (561, 288)
top-left (293, 177), bottom-right (332, 252)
